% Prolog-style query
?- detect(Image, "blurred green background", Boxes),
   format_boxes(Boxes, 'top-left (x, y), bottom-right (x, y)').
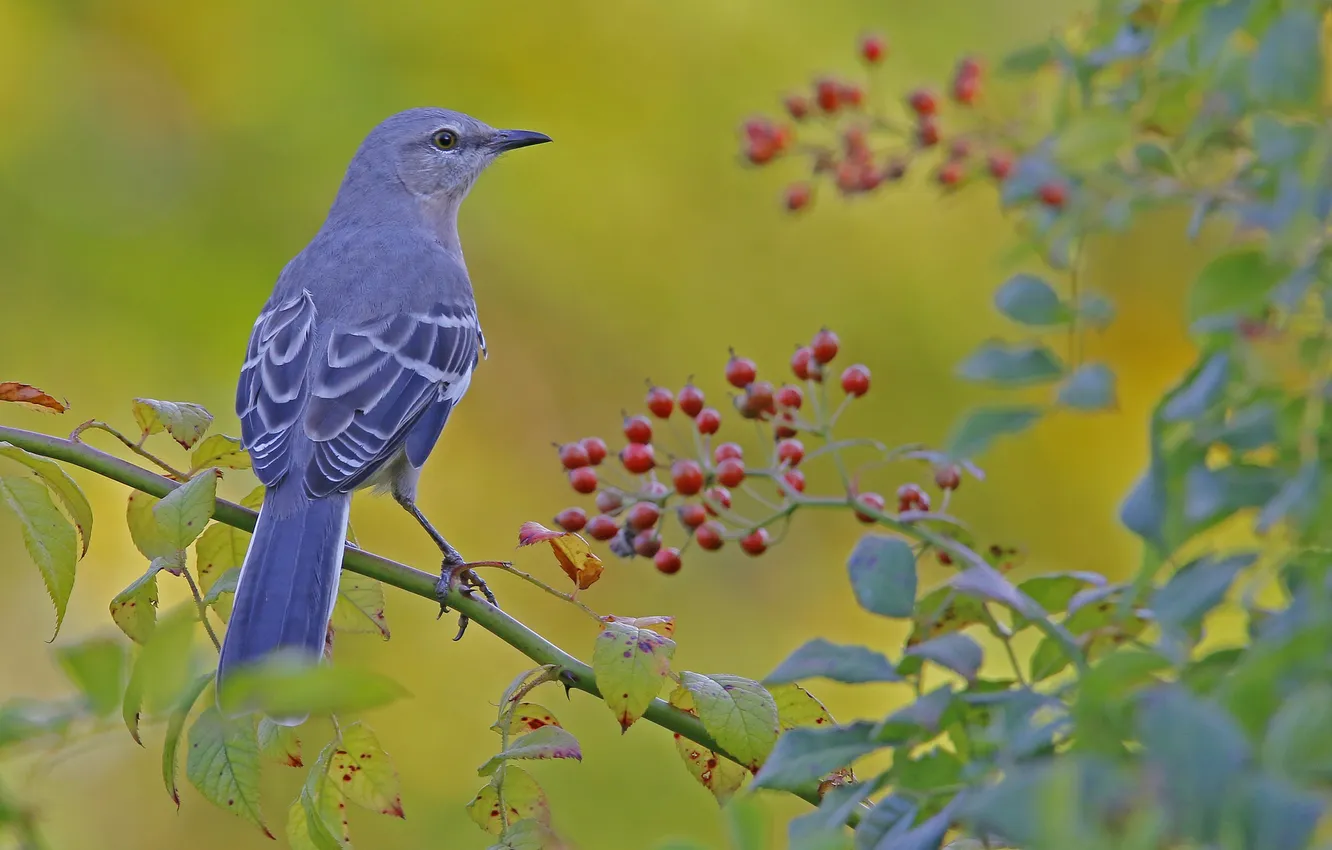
top-left (0, 0), bottom-right (1211, 847)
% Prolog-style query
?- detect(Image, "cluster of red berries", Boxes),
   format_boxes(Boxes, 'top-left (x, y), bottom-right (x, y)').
top-left (549, 329), bottom-right (878, 575)
top-left (740, 34), bottom-right (1067, 213)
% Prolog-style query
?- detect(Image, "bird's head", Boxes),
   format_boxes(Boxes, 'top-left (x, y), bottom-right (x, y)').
top-left (343, 107), bottom-right (551, 205)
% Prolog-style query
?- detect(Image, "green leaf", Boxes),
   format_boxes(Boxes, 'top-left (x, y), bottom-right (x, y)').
top-left (56, 637), bottom-right (126, 716)
top-left (291, 741), bottom-right (351, 850)
top-left (1000, 42), bottom-right (1053, 74)
top-left (328, 722), bottom-right (405, 817)
top-left (904, 634), bottom-right (984, 682)
top-left (1263, 682), bottom-right (1332, 783)
top-left (1029, 635), bottom-right (1072, 681)
top-left (153, 471), bottom-right (217, 550)
top-left (768, 683), bottom-right (838, 731)
top-left (123, 607), bottom-right (199, 743)
top-left (1015, 572), bottom-right (1105, 618)
top-left (195, 522), bottom-right (246, 620)
top-left (993, 275), bottom-right (1068, 326)
top-left (671, 684), bottom-right (749, 803)
top-left (0, 442), bottom-right (93, 556)
top-left (466, 767), bottom-right (550, 836)
top-left (1187, 249), bottom-right (1286, 331)
top-left (330, 571), bottom-right (390, 639)
top-left (189, 434), bottom-right (250, 472)
top-left (0, 699), bottom-right (80, 751)
top-left (724, 795), bottom-right (768, 850)
top-left (478, 725), bottom-right (582, 777)
top-left (765, 639), bottom-right (901, 686)
top-left (1077, 292), bottom-right (1115, 328)
top-left (592, 620), bottom-right (676, 731)
top-left (752, 721), bottom-right (880, 792)
top-left (680, 673), bottom-right (780, 771)
top-left (127, 490), bottom-right (176, 559)
top-left (1057, 363), bottom-right (1116, 411)
top-left (492, 818), bottom-right (565, 850)
top-left (257, 716), bottom-right (304, 767)
top-left (186, 705), bottom-right (270, 836)
top-left (0, 475), bottom-right (77, 638)
top-left (958, 341), bottom-right (1063, 385)
top-left (947, 407), bottom-right (1043, 460)
top-left (846, 535), bottom-right (916, 618)
top-left (1152, 553), bottom-right (1252, 631)
top-left (217, 653), bottom-right (409, 718)
top-left (1054, 109), bottom-right (1133, 169)
top-left (109, 563), bottom-right (165, 644)
top-left (162, 672), bottom-right (212, 807)
top-left (1250, 9), bottom-right (1323, 108)
top-left (132, 398), bottom-right (213, 448)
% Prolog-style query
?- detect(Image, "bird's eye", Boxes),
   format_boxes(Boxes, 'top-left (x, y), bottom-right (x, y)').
top-left (431, 129), bottom-right (459, 150)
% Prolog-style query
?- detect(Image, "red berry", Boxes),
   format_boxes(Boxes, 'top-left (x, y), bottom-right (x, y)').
top-left (641, 480), bottom-right (670, 500)
top-left (569, 467), bottom-right (598, 494)
top-left (987, 153), bottom-right (1013, 181)
top-left (897, 483), bottom-right (931, 513)
top-left (781, 469), bottom-right (807, 493)
top-left (620, 442), bottom-right (656, 474)
top-left (938, 551), bottom-right (954, 565)
top-left (716, 458), bottom-right (746, 488)
top-left (646, 385), bottom-right (674, 418)
top-left (695, 521), bottom-right (725, 551)
top-left (839, 83), bottom-right (865, 108)
top-left (678, 503), bottom-right (708, 529)
top-left (776, 384), bottom-right (804, 410)
top-left (908, 89), bottom-right (938, 116)
top-left (785, 182), bottom-right (812, 212)
top-left (948, 139), bottom-right (971, 160)
top-left (678, 384), bottom-right (705, 418)
top-left (1038, 181), bottom-right (1066, 208)
top-left (672, 459), bottom-right (705, 496)
top-left (882, 158), bottom-right (908, 182)
top-left (957, 56), bottom-right (982, 77)
top-left (791, 346), bottom-right (819, 381)
top-left (841, 364), bottom-right (871, 397)
top-left (581, 436), bottom-right (608, 466)
top-left (633, 530), bottom-right (662, 558)
top-left (773, 414), bottom-right (798, 440)
top-left (654, 547), bottom-right (683, 575)
top-left (953, 73), bottom-right (980, 105)
top-left (558, 442), bottom-right (590, 469)
top-left (725, 352), bottom-right (758, 389)
top-left (595, 490), bottom-right (622, 514)
top-left (855, 492), bottom-right (886, 523)
top-left (785, 93), bottom-right (811, 120)
top-left (917, 117), bottom-right (940, 148)
top-left (746, 380), bottom-right (776, 416)
top-left (714, 442), bottom-right (744, 463)
top-left (627, 502), bottom-right (661, 530)
top-left (554, 507), bottom-right (588, 532)
top-left (934, 465), bottom-right (962, 491)
top-left (810, 329), bottom-right (840, 364)
top-left (696, 407), bottom-right (722, 435)
top-left (704, 486), bottom-right (732, 516)
top-left (586, 514), bottom-right (619, 540)
top-left (815, 78), bottom-right (841, 112)
top-left (740, 528), bottom-right (770, 556)
top-left (860, 33), bottom-right (887, 63)
top-left (777, 438), bottom-right (805, 467)
top-left (937, 161), bottom-right (964, 187)
top-left (623, 414), bottom-right (653, 444)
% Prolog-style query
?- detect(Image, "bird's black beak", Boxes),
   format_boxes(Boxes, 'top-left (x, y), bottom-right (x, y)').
top-left (491, 129), bottom-right (552, 152)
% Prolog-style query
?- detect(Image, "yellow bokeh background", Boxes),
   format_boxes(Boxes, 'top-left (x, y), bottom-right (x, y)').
top-left (0, 1), bottom-right (1213, 848)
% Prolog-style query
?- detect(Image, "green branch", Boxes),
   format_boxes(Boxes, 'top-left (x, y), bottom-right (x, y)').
top-left (0, 424), bottom-right (837, 816)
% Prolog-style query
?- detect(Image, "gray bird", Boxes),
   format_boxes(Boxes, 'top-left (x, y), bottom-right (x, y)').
top-left (219, 108), bottom-right (550, 713)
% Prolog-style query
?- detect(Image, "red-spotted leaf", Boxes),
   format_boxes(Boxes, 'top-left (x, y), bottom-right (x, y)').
top-left (153, 471), bottom-right (217, 550)
top-left (258, 716), bottom-right (304, 768)
top-left (291, 741), bottom-right (351, 850)
top-left (195, 522), bottom-right (247, 620)
top-left (127, 490), bottom-right (176, 560)
top-left (680, 673), bottom-right (780, 771)
top-left (493, 703), bottom-right (563, 736)
top-left (132, 398), bottom-right (213, 448)
top-left (186, 706), bottom-right (270, 837)
top-left (669, 686), bottom-right (749, 804)
top-left (516, 521), bottom-right (603, 589)
top-left (466, 767), bottom-right (551, 836)
top-left (327, 722), bottom-right (404, 818)
top-left (768, 683), bottom-right (838, 731)
top-left (592, 620), bottom-right (676, 731)
top-left (478, 726), bottom-right (582, 776)
top-left (330, 571), bottom-right (390, 639)
top-left (189, 434), bottom-right (250, 473)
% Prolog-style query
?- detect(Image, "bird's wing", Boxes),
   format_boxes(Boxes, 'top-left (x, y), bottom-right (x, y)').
top-left (236, 290), bottom-right (319, 487)
top-left (301, 300), bottom-right (482, 497)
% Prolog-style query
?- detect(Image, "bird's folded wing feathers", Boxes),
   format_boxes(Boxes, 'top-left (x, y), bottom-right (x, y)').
top-left (237, 294), bottom-right (481, 495)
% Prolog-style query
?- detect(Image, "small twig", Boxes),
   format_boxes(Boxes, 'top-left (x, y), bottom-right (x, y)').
top-left (68, 420), bottom-right (190, 480)
top-left (181, 568), bottom-right (223, 651)
top-left (491, 563), bottom-right (603, 624)
top-left (1001, 637), bottom-right (1029, 687)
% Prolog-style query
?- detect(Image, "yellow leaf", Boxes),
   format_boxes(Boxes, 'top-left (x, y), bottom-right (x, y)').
top-left (190, 434), bottom-right (250, 472)
top-left (516, 521), bottom-right (603, 589)
top-left (768, 682), bottom-right (838, 731)
top-left (602, 614), bottom-right (676, 638)
top-left (127, 490), bottom-right (175, 560)
top-left (195, 522), bottom-right (247, 620)
top-left (132, 398), bottom-right (213, 448)
top-left (668, 686), bottom-right (748, 804)
top-left (466, 767), bottom-right (550, 836)
top-left (330, 572), bottom-right (389, 639)
top-left (327, 722), bottom-right (404, 818)
top-left (493, 703), bottom-right (563, 737)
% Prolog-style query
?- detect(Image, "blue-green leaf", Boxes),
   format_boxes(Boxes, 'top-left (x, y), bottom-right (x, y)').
top-left (1057, 363), bottom-right (1116, 411)
top-left (752, 722), bottom-right (881, 792)
top-left (947, 407), bottom-right (1043, 460)
top-left (765, 639), bottom-right (901, 686)
top-left (994, 275), bottom-right (1068, 325)
top-left (846, 535), bottom-right (916, 618)
top-left (1250, 9), bottom-right (1323, 108)
top-left (958, 341), bottom-right (1063, 385)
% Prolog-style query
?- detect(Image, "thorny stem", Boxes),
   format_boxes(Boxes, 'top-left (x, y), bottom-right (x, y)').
top-left (181, 568), bottom-right (223, 651)
top-left (68, 420), bottom-right (191, 480)
top-left (0, 423), bottom-right (854, 822)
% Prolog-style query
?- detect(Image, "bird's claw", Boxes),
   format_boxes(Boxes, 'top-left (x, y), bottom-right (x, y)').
top-left (434, 558), bottom-right (502, 641)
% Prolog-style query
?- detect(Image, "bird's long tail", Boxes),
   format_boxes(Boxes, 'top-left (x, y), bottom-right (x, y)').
top-left (217, 489), bottom-right (350, 719)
